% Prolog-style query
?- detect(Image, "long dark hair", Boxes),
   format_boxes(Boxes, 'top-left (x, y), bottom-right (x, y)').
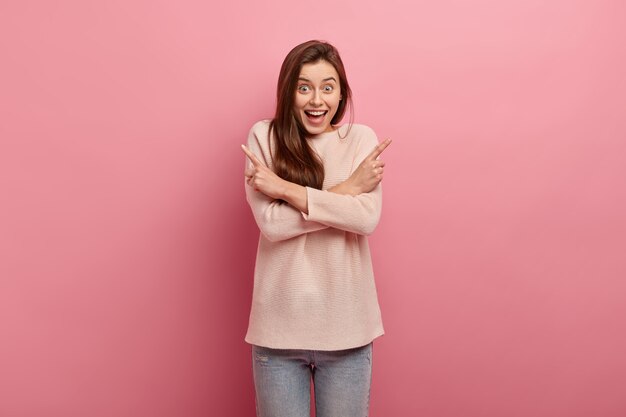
top-left (270, 40), bottom-right (353, 189)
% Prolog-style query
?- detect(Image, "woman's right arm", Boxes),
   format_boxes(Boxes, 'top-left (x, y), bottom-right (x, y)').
top-left (244, 123), bottom-right (329, 242)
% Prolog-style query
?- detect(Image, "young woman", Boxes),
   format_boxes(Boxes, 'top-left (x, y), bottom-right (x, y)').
top-left (241, 40), bottom-right (391, 417)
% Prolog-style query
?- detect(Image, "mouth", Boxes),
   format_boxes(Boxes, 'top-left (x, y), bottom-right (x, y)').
top-left (304, 110), bottom-right (328, 123)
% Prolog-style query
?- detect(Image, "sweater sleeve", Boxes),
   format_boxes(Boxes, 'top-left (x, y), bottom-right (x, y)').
top-left (244, 122), bottom-right (329, 242)
top-left (302, 127), bottom-right (383, 235)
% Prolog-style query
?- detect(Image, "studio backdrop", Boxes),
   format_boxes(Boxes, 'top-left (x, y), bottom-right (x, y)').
top-left (1, 0), bottom-right (625, 416)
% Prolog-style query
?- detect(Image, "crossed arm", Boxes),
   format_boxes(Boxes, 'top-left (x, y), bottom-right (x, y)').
top-left (242, 133), bottom-right (391, 241)
top-left (241, 139), bottom-right (390, 212)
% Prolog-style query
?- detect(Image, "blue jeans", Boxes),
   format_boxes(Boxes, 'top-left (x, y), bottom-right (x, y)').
top-left (251, 343), bottom-right (373, 417)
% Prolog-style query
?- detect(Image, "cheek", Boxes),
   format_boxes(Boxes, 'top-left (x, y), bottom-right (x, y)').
top-left (292, 103), bottom-right (305, 122)
top-left (294, 94), bottom-right (308, 109)
top-left (329, 97), bottom-right (342, 120)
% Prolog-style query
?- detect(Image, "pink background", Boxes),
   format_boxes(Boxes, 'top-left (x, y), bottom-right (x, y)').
top-left (1, 1), bottom-right (625, 416)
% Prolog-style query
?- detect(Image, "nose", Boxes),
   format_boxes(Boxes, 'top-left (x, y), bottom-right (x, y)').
top-left (309, 90), bottom-right (323, 106)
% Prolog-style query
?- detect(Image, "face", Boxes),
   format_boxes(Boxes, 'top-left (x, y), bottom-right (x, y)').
top-left (294, 60), bottom-right (342, 136)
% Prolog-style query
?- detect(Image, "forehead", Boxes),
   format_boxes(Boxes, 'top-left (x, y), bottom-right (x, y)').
top-left (298, 60), bottom-right (339, 81)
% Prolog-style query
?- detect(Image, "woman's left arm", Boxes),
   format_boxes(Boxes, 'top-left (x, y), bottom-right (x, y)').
top-left (302, 184), bottom-right (382, 235)
top-left (301, 132), bottom-right (388, 235)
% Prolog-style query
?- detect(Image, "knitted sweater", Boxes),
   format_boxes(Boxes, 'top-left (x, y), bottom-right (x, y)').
top-left (244, 120), bottom-right (384, 350)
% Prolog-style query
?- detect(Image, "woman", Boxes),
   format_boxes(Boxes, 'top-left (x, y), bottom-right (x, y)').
top-left (241, 40), bottom-right (391, 417)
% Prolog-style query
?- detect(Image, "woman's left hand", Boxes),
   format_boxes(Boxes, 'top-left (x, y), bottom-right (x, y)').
top-left (241, 145), bottom-right (287, 200)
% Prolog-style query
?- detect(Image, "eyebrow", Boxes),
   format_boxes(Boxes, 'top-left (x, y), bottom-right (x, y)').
top-left (298, 77), bottom-right (337, 82)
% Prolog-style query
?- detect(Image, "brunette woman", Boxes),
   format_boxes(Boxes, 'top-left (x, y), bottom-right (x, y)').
top-left (241, 39), bottom-right (391, 417)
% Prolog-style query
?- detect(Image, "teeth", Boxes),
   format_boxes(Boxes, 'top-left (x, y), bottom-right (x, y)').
top-left (306, 111), bottom-right (326, 116)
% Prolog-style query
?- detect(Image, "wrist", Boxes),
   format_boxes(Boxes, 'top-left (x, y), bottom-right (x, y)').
top-left (281, 181), bottom-right (308, 213)
top-left (330, 179), bottom-right (360, 196)
top-left (278, 179), bottom-right (292, 200)
top-left (344, 178), bottom-right (361, 196)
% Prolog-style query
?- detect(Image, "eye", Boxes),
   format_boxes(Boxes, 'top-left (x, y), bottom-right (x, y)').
top-left (323, 85), bottom-right (334, 92)
top-left (298, 85), bottom-right (311, 93)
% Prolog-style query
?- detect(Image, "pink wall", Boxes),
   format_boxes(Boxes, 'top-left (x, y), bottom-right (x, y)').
top-left (1, 0), bottom-right (625, 416)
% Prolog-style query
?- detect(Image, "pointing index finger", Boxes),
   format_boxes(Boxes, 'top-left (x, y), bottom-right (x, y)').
top-left (241, 144), bottom-right (264, 167)
top-left (368, 139), bottom-right (392, 160)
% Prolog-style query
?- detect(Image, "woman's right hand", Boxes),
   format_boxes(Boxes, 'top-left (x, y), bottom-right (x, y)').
top-left (340, 139), bottom-right (392, 195)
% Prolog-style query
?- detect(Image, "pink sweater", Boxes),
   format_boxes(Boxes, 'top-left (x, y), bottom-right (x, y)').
top-left (244, 120), bottom-right (385, 350)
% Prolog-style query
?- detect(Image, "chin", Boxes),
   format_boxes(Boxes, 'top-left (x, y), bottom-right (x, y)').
top-left (304, 125), bottom-right (329, 135)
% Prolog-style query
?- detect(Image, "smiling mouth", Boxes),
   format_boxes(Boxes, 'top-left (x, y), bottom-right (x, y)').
top-left (304, 110), bottom-right (328, 123)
